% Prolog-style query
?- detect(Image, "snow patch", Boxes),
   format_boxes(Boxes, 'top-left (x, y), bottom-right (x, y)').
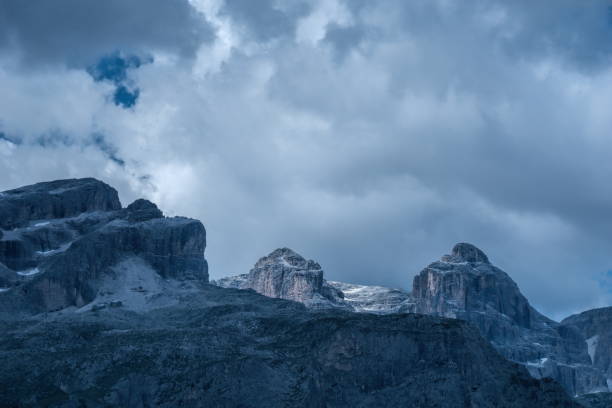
top-left (586, 335), bottom-right (599, 363)
top-left (17, 267), bottom-right (40, 276)
top-left (0, 287), bottom-right (11, 292)
top-left (34, 222), bottom-right (50, 227)
top-left (36, 242), bottom-right (72, 256)
top-left (526, 357), bottom-right (549, 368)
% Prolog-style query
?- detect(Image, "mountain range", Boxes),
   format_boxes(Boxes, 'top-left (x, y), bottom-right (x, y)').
top-left (0, 178), bottom-right (609, 407)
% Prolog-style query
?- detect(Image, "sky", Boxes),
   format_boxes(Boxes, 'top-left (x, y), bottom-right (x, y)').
top-left (0, 0), bottom-right (611, 320)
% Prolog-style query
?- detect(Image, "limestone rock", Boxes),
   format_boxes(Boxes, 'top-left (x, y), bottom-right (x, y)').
top-left (0, 178), bottom-right (207, 313)
top-left (217, 248), bottom-right (351, 310)
top-left (562, 307), bottom-right (612, 386)
top-left (412, 243), bottom-right (608, 396)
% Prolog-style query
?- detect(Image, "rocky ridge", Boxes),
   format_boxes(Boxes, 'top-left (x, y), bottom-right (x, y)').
top-left (215, 243), bottom-right (610, 397)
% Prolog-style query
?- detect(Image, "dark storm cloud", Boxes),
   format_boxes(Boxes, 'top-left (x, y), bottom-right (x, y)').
top-left (0, 0), bottom-right (214, 67)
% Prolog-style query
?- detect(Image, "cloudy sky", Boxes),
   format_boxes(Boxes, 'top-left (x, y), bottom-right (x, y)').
top-left (1, 0), bottom-right (611, 320)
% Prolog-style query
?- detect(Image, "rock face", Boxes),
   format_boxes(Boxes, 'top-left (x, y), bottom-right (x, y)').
top-left (0, 178), bottom-right (207, 313)
top-left (411, 243), bottom-right (607, 396)
top-left (0, 285), bottom-right (580, 407)
top-left (216, 248), bottom-right (350, 309)
top-left (562, 307), bottom-right (612, 387)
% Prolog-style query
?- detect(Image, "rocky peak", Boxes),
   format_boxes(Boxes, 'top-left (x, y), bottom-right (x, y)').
top-left (441, 242), bottom-right (490, 264)
top-left (215, 248), bottom-right (349, 309)
top-left (413, 243), bottom-right (608, 396)
top-left (124, 198), bottom-right (163, 222)
top-left (253, 247), bottom-right (321, 271)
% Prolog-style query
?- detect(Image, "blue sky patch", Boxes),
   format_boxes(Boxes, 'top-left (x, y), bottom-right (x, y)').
top-left (87, 52), bottom-right (151, 109)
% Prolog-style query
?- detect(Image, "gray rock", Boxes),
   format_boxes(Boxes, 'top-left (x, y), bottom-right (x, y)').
top-left (0, 285), bottom-right (580, 408)
top-left (0, 178), bottom-right (207, 314)
top-left (562, 307), bottom-right (612, 386)
top-left (411, 243), bottom-right (608, 396)
top-left (239, 248), bottom-right (351, 309)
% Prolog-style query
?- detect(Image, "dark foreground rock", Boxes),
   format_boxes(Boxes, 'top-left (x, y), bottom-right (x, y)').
top-left (0, 285), bottom-right (579, 408)
top-left (575, 392), bottom-right (612, 408)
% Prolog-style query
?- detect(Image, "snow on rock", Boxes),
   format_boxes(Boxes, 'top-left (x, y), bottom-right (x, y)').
top-left (17, 268), bottom-right (40, 276)
top-left (587, 335), bottom-right (600, 364)
top-left (327, 281), bottom-right (414, 314)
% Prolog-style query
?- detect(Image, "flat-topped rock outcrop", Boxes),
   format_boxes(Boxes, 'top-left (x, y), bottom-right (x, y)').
top-left (0, 178), bottom-right (207, 313)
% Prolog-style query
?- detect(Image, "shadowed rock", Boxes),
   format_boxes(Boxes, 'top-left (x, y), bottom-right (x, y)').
top-left (0, 285), bottom-right (581, 407)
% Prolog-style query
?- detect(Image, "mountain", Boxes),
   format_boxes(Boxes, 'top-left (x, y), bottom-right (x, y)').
top-left (213, 247), bottom-right (350, 310)
top-left (411, 243), bottom-right (608, 396)
top-left (216, 243), bottom-right (610, 397)
top-left (562, 307), bottom-right (612, 389)
top-left (0, 178), bottom-right (581, 407)
top-left (0, 178), bottom-right (207, 315)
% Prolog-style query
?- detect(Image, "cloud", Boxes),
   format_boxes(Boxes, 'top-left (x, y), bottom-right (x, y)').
top-left (0, 0), bottom-right (214, 67)
top-left (0, 0), bottom-right (611, 320)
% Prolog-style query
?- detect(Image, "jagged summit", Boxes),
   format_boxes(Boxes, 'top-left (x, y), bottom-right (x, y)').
top-left (215, 247), bottom-right (349, 310)
top-left (441, 242), bottom-right (490, 264)
top-left (254, 247), bottom-right (321, 270)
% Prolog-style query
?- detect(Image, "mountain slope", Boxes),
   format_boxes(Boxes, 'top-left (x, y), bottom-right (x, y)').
top-left (0, 285), bottom-right (579, 408)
